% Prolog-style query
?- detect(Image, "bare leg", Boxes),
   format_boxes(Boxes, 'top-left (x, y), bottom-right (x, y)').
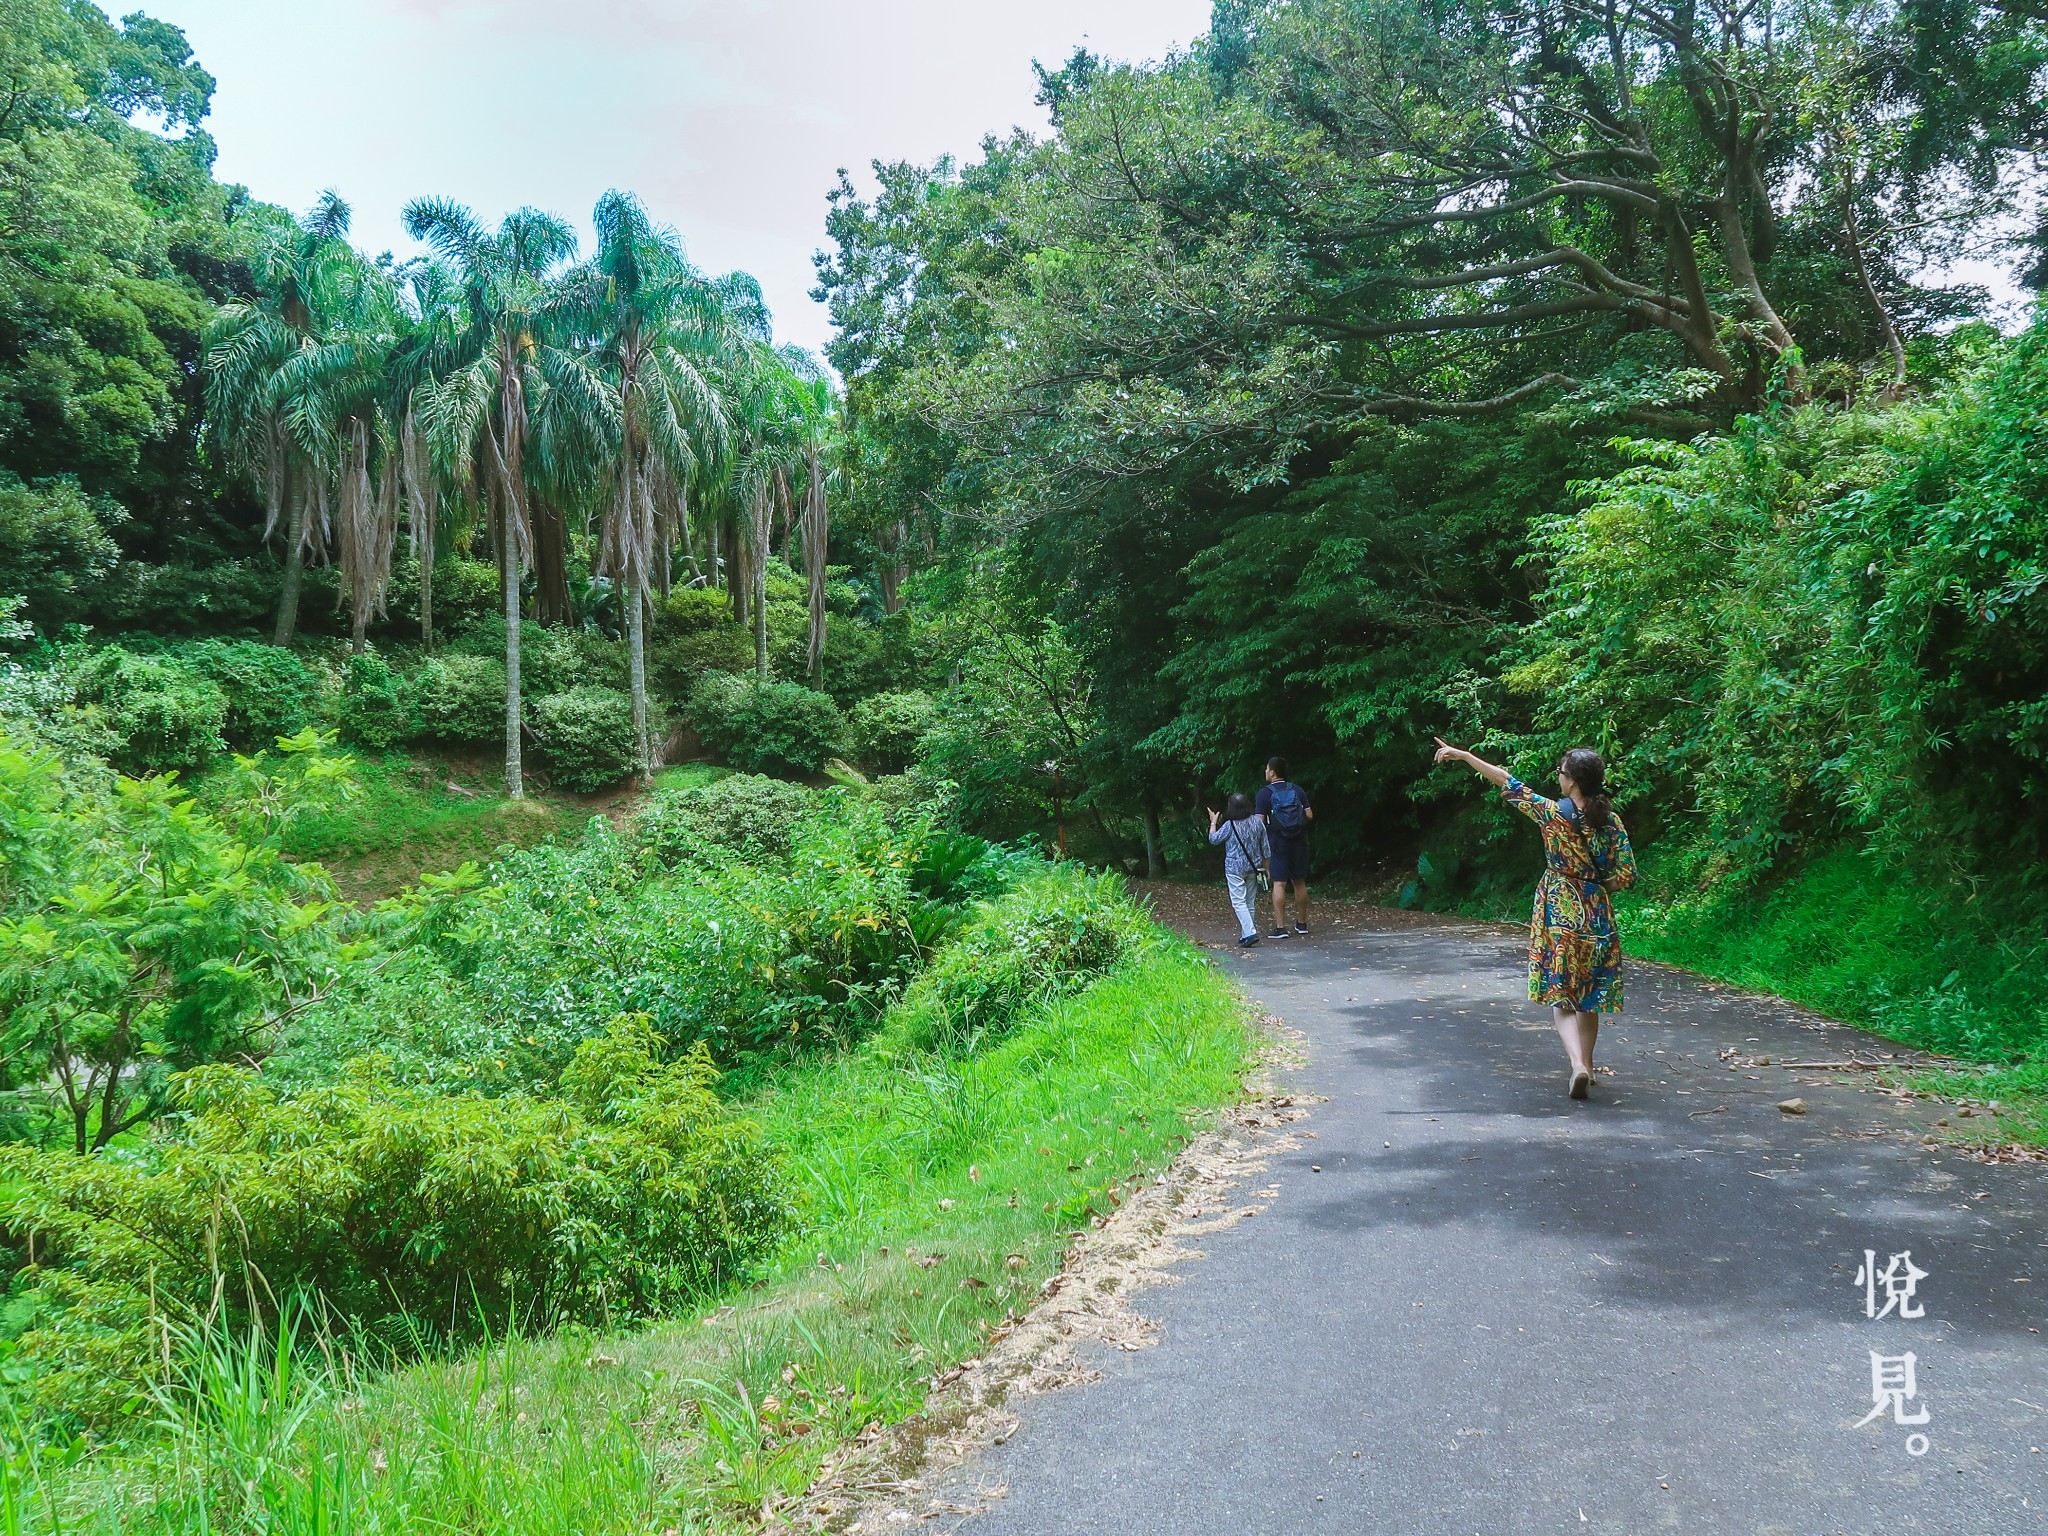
top-left (1555, 1005), bottom-right (1594, 1097)
top-left (1552, 1006), bottom-right (1587, 1075)
top-left (1294, 883), bottom-right (1310, 931)
top-left (1270, 881), bottom-right (1286, 932)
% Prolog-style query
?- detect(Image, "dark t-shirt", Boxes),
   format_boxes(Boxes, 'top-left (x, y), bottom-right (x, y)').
top-left (1256, 780), bottom-right (1312, 839)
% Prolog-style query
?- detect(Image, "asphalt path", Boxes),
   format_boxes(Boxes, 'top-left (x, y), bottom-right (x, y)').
top-left (937, 901), bottom-right (2048, 1536)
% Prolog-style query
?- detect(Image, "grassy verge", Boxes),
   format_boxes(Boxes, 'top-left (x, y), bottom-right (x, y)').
top-left (18, 937), bottom-right (1254, 1534)
top-left (1614, 842), bottom-right (2048, 1149)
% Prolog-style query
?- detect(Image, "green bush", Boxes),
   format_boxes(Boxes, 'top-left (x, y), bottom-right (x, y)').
top-left (848, 689), bottom-right (938, 774)
top-left (413, 652), bottom-right (506, 745)
top-left (0, 475), bottom-right (121, 633)
top-left (654, 586), bottom-right (736, 634)
top-left (651, 624), bottom-right (752, 698)
top-left (521, 624), bottom-right (592, 697)
top-left (69, 646), bottom-right (227, 774)
top-left (689, 673), bottom-right (844, 776)
top-left (0, 1018), bottom-right (788, 1427)
top-left (533, 684), bottom-right (638, 791)
top-left (430, 557), bottom-right (501, 634)
top-left (885, 866), bottom-right (1154, 1053)
top-left (337, 651), bottom-right (413, 751)
top-left (633, 773), bottom-right (818, 864)
top-left (426, 808), bottom-right (924, 1067)
top-left (177, 639), bottom-right (319, 749)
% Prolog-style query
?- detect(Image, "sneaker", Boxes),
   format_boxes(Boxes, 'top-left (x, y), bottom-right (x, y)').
top-left (1238, 934), bottom-right (1261, 947)
top-left (1293, 924), bottom-right (1310, 937)
top-left (1267, 928), bottom-right (1289, 940)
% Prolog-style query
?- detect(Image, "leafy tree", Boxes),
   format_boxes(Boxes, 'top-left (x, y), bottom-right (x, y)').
top-left (0, 729), bottom-right (352, 1152)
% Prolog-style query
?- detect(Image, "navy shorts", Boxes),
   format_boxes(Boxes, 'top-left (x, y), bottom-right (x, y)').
top-left (1269, 837), bottom-right (1310, 883)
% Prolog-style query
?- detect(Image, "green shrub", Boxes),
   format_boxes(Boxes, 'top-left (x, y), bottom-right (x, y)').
top-left (0, 1019), bottom-right (788, 1426)
top-left (69, 646), bottom-right (227, 774)
top-left (0, 475), bottom-right (121, 633)
top-left (430, 557), bottom-right (501, 634)
top-left (178, 639), bottom-right (319, 749)
top-left (522, 624), bottom-right (591, 697)
top-left (0, 730), bottom-right (349, 1154)
top-left (337, 651), bottom-right (413, 751)
top-left (689, 673), bottom-right (844, 776)
top-left (654, 586), bottom-right (736, 634)
top-left (885, 866), bottom-right (1154, 1053)
top-left (533, 684), bottom-right (638, 791)
top-left (438, 810), bottom-right (922, 1065)
top-left (633, 773), bottom-right (818, 864)
top-left (651, 624), bottom-right (752, 698)
top-left (413, 652), bottom-right (506, 745)
top-left (848, 690), bottom-right (938, 774)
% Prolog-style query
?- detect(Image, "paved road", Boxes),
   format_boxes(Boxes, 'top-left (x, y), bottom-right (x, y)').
top-left (940, 905), bottom-right (2048, 1535)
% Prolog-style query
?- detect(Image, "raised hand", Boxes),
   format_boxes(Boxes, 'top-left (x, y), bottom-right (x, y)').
top-left (1432, 736), bottom-right (1466, 766)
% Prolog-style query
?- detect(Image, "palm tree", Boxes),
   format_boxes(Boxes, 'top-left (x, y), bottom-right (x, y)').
top-left (402, 200), bottom-right (578, 799)
top-left (557, 191), bottom-right (738, 784)
top-left (205, 191), bottom-right (357, 646)
top-left (788, 372), bottom-right (837, 686)
top-left (391, 259), bottom-right (467, 651)
top-left (722, 344), bottom-right (820, 682)
top-left (277, 263), bottom-right (404, 652)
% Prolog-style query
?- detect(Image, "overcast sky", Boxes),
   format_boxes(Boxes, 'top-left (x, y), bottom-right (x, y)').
top-left (148, 0), bottom-right (1215, 357)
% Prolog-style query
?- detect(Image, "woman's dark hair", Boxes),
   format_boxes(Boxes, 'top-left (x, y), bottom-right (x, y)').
top-left (1559, 748), bottom-right (1614, 831)
top-left (1226, 791), bottom-right (1255, 820)
top-left (1266, 755), bottom-right (1289, 778)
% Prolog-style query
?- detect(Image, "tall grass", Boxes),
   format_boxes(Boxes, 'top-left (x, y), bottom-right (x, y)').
top-left (1619, 842), bottom-right (2048, 1063)
top-left (6, 939), bottom-right (1252, 1533)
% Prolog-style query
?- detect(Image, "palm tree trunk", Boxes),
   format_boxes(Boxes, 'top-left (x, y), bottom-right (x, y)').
top-left (502, 519), bottom-right (523, 799)
top-left (420, 549), bottom-right (434, 652)
top-left (754, 567), bottom-right (769, 680)
top-left (629, 576), bottom-right (651, 784)
top-left (272, 472), bottom-right (307, 647)
top-left (751, 488), bottom-right (770, 681)
top-left (531, 499), bottom-right (573, 625)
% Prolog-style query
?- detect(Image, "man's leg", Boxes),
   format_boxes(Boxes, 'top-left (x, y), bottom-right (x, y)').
top-left (1269, 879), bottom-right (1287, 934)
top-left (1293, 882), bottom-right (1310, 932)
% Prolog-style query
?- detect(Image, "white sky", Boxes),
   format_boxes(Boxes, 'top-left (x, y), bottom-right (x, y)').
top-left (144, 0), bottom-right (1214, 358)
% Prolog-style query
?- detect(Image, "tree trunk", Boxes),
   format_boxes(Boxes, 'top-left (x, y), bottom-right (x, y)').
top-left (531, 499), bottom-right (573, 625)
top-left (753, 490), bottom-right (771, 681)
top-left (1843, 182), bottom-right (1907, 399)
top-left (629, 575), bottom-right (652, 785)
top-left (272, 475), bottom-right (308, 647)
top-left (420, 548), bottom-right (434, 653)
top-left (1143, 797), bottom-right (1166, 878)
top-left (502, 516), bottom-right (524, 801)
top-left (754, 562), bottom-right (769, 681)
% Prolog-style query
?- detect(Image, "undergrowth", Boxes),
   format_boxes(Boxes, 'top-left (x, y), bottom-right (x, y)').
top-left (4, 940), bottom-right (1254, 1533)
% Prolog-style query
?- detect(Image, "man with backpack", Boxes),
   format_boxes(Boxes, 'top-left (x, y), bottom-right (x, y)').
top-left (1257, 756), bottom-right (1314, 937)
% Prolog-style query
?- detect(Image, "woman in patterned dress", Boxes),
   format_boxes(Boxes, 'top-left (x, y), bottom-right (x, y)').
top-left (1431, 739), bottom-right (1638, 1099)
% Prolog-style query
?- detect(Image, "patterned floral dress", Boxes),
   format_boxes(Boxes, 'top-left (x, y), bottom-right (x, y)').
top-left (1501, 777), bottom-right (1638, 1012)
